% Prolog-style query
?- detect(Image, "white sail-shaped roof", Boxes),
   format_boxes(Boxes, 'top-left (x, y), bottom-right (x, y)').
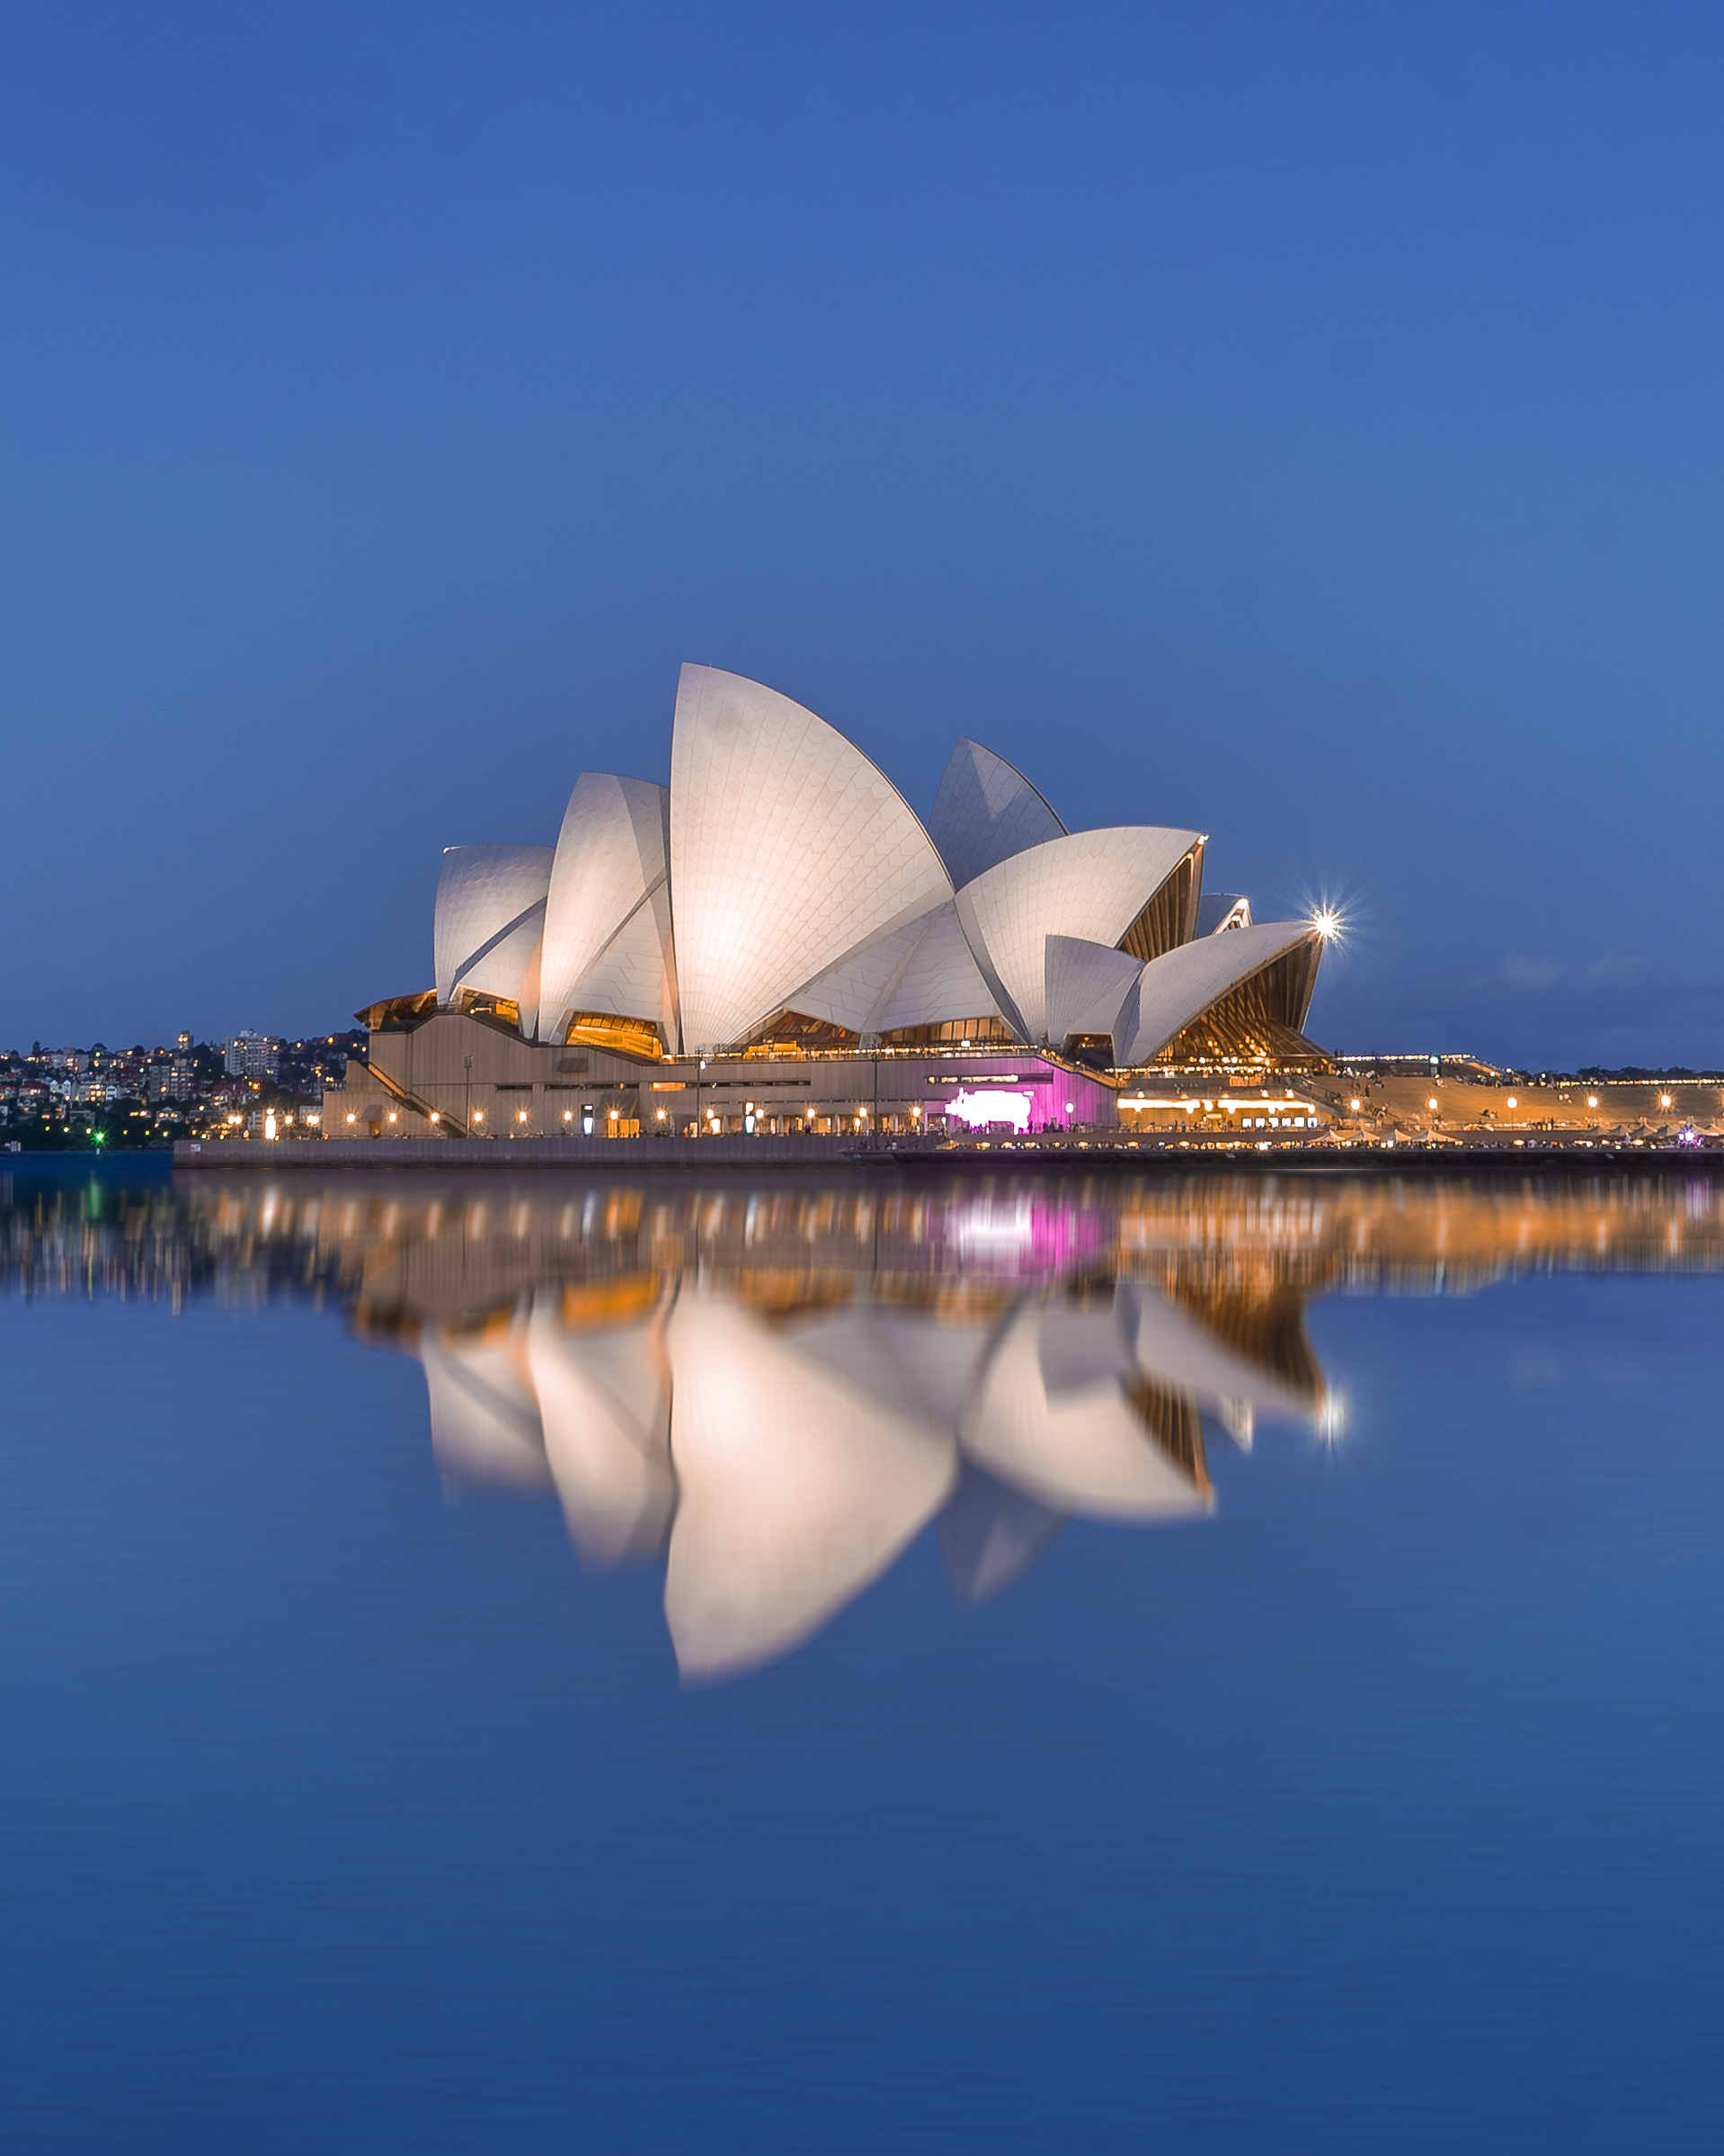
top-left (785, 896), bottom-right (1017, 1039)
top-left (1115, 920), bottom-right (1320, 1065)
top-left (416, 1319), bottom-right (551, 1491)
top-left (960, 1304), bottom-right (1210, 1521)
top-left (938, 1467), bottom-right (1069, 1606)
top-left (1044, 935), bottom-right (1144, 1045)
top-left (954, 826), bottom-right (1202, 1043)
top-left (566, 881), bottom-right (679, 1047)
top-left (1027, 1282), bottom-right (1317, 1427)
top-left (928, 738), bottom-right (1066, 891)
top-left (538, 775), bottom-right (673, 1045)
top-left (775, 1300), bottom-right (998, 1438)
top-left (1034, 1297), bottom-right (1136, 1398)
top-left (433, 844), bottom-right (554, 1026)
top-left (779, 910), bottom-right (938, 1037)
top-left (1196, 892), bottom-right (1251, 935)
top-left (525, 1299), bottom-right (675, 1565)
top-left (1124, 1284), bottom-right (1320, 1427)
top-left (662, 1290), bottom-right (956, 1679)
top-left (668, 665), bottom-right (954, 1050)
top-left (869, 902), bottom-right (1010, 1036)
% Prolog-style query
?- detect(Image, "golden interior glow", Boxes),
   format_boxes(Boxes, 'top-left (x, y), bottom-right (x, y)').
top-left (1124, 1380), bottom-right (1211, 1498)
top-left (880, 1017), bottom-right (1014, 1047)
top-left (564, 1011), bottom-right (664, 1060)
top-left (741, 1007), bottom-right (859, 1051)
top-left (450, 991), bottom-right (521, 1033)
top-left (1118, 842), bottom-right (1204, 964)
top-left (355, 990), bottom-right (438, 1032)
top-left (1151, 937), bottom-right (1328, 1069)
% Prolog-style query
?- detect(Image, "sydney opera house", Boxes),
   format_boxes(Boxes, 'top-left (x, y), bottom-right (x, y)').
top-left (337, 665), bottom-right (1329, 1139)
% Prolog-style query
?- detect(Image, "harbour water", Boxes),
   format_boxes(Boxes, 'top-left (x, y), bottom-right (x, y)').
top-left (3, 1161), bottom-right (1722, 2150)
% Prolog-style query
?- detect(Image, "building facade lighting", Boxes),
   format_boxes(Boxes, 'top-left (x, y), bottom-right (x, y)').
top-left (413, 665), bottom-right (1331, 1080)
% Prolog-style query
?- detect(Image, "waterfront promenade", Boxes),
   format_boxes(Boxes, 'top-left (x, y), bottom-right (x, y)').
top-left (173, 1131), bottom-right (1724, 1172)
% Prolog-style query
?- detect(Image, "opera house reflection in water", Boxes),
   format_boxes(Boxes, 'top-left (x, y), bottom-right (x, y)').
top-left (8, 1166), bottom-right (1724, 1681)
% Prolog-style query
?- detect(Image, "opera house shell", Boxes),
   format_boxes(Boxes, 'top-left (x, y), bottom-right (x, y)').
top-left (344, 665), bottom-right (1329, 1139)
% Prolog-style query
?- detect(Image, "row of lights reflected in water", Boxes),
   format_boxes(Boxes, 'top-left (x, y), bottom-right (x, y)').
top-left (6, 1166), bottom-right (1723, 1680)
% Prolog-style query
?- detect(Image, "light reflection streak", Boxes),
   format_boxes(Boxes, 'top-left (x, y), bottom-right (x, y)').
top-left (5, 1166), bottom-right (1724, 1677)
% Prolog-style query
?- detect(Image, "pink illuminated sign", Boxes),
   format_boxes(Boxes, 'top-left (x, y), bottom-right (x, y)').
top-left (946, 1088), bottom-right (1033, 1132)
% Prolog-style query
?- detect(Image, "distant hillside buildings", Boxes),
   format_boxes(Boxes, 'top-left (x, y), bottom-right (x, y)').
top-left (0, 1030), bottom-right (362, 1149)
top-left (223, 1030), bottom-right (281, 1081)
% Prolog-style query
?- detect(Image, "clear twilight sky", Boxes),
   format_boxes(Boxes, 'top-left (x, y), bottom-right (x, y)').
top-left (4, 3), bottom-right (1720, 1068)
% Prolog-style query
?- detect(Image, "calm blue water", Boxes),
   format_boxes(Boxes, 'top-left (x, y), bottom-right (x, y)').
top-left (2, 1162), bottom-right (1722, 2152)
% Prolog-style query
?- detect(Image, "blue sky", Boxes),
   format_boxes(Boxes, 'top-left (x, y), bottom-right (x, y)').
top-left (4, 2), bottom-right (1721, 1067)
